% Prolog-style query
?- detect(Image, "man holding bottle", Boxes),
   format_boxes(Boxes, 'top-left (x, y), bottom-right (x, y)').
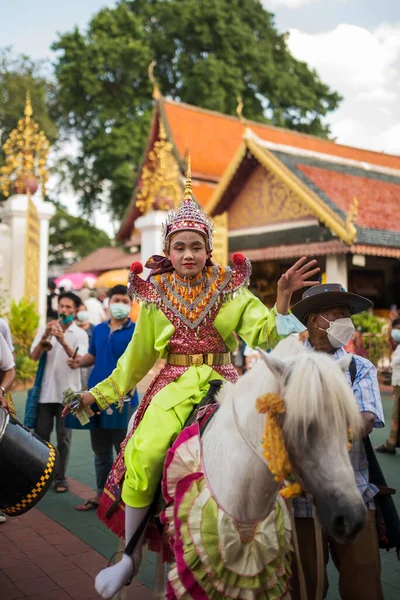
top-left (30, 292), bottom-right (88, 493)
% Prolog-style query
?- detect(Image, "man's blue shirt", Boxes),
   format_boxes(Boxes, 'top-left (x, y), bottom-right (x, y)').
top-left (88, 318), bottom-right (138, 428)
top-left (89, 318), bottom-right (135, 389)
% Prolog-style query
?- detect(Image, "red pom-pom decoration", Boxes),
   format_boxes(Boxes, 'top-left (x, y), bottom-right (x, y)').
top-left (232, 253), bottom-right (245, 266)
top-left (130, 261), bottom-right (143, 275)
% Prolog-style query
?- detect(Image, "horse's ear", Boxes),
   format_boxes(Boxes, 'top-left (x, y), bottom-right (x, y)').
top-left (336, 354), bottom-right (352, 372)
top-left (256, 347), bottom-right (285, 378)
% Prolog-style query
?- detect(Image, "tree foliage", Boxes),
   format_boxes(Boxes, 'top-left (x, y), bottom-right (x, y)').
top-left (0, 48), bottom-right (57, 148)
top-left (52, 0), bottom-right (342, 220)
top-left (49, 208), bottom-right (111, 266)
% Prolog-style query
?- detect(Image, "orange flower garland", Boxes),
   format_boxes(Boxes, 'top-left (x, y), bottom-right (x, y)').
top-left (256, 393), bottom-right (303, 499)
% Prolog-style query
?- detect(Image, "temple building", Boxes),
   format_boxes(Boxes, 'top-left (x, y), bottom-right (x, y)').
top-left (118, 91), bottom-right (400, 314)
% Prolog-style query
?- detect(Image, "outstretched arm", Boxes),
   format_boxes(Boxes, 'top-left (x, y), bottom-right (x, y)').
top-left (62, 305), bottom-right (161, 417)
top-left (276, 257), bottom-right (320, 315)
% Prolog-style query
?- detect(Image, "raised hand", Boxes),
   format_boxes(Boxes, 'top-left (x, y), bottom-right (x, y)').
top-left (276, 257), bottom-right (319, 315)
top-left (278, 257), bottom-right (319, 296)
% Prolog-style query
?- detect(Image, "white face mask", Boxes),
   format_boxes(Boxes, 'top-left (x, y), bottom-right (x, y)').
top-left (318, 315), bottom-right (355, 349)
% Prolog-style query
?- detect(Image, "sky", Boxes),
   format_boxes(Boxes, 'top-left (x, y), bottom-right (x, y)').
top-left (1, 0), bottom-right (400, 235)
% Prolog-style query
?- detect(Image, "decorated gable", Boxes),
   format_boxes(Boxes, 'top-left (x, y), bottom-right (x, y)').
top-left (227, 164), bottom-right (313, 231)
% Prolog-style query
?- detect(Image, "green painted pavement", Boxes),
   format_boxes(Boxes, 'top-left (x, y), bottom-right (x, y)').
top-left (11, 389), bottom-right (400, 596)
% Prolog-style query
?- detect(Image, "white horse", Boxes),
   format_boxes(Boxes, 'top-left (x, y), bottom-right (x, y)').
top-left (98, 337), bottom-right (366, 599)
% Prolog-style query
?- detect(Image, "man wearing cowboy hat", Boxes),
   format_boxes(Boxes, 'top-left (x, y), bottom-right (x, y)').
top-left (290, 283), bottom-right (384, 600)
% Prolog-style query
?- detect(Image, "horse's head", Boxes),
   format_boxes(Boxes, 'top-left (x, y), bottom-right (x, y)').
top-left (259, 342), bottom-right (366, 543)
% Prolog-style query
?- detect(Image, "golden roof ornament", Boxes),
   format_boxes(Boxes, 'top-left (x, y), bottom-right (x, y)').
top-left (346, 196), bottom-right (358, 243)
top-left (0, 92), bottom-right (50, 197)
top-left (136, 116), bottom-right (181, 213)
top-left (148, 60), bottom-right (161, 99)
top-left (236, 96), bottom-right (245, 124)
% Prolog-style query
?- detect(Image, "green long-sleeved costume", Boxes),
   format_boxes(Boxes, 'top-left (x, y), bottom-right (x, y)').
top-left (90, 262), bottom-right (301, 507)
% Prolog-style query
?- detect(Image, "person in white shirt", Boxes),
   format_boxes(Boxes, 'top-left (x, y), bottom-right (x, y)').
top-left (0, 317), bottom-right (14, 355)
top-left (376, 317), bottom-right (400, 455)
top-left (0, 332), bottom-right (15, 411)
top-left (85, 290), bottom-right (106, 325)
top-left (30, 292), bottom-right (89, 493)
top-left (0, 332), bottom-right (16, 523)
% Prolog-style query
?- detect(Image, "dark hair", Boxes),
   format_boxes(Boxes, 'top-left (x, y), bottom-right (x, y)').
top-left (392, 318), bottom-right (400, 328)
top-left (48, 281), bottom-right (56, 291)
top-left (59, 292), bottom-right (81, 309)
top-left (108, 285), bottom-right (129, 299)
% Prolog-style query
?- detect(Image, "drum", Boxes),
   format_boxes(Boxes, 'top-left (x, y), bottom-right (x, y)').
top-left (0, 407), bottom-right (58, 516)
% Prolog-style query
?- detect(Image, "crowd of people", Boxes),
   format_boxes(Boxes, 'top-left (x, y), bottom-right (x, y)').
top-left (0, 283), bottom-right (139, 513)
top-left (0, 168), bottom-right (399, 599)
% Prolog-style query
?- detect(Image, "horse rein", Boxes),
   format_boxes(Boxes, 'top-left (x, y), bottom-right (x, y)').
top-left (231, 394), bottom-right (323, 600)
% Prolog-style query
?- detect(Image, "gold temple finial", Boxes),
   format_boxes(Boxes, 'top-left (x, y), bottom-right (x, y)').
top-left (236, 96), bottom-right (245, 124)
top-left (0, 92), bottom-right (50, 197)
top-left (148, 60), bottom-right (160, 99)
top-left (346, 196), bottom-right (358, 243)
top-left (184, 156), bottom-right (192, 201)
top-left (25, 92), bottom-right (33, 120)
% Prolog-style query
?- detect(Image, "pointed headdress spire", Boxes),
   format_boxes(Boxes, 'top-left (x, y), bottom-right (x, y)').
top-left (184, 156), bottom-right (192, 201)
top-left (162, 154), bottom-right (214, 250)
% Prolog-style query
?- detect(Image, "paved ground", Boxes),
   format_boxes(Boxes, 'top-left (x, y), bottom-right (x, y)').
top-left (1, 386), bottom-right (400, 599)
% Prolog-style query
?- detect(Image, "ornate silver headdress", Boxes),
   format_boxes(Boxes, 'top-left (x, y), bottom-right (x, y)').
top-left (162, 157), bottom-right (214, 250)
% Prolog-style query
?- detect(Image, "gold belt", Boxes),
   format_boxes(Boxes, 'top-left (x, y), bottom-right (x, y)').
top-left (167, 352), bottom-right (231, 367)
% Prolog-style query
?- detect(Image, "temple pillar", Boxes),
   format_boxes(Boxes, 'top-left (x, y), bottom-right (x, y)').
top-left (1, 195), bottom-right (28, 304)
top-left (36, 198), bottom-right (56, 322)
top-left (135, 210), bottom-right (169, 279)
top-left (325, 254), bottom-right (348, 289)
top-left (0, 194), bottom-right (55, 322)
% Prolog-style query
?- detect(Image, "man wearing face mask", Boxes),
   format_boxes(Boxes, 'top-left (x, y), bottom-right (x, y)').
top-left (67, 285), bottom-right (139, 511)
top-left (290, 283), bottom-right (385, 600)
top-left (31, 292), bottom-right (89, 493)
top-left (75, 302), bottom-right (95, 389)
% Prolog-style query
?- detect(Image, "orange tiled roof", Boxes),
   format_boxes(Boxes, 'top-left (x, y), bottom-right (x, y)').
top-left (297, 164), bottom-right (400, 233)
top-left (192, 179), bottom-right (216, 207)
top-left (164, 100), bottom-right (400, 183)
top-left (67, 247), bottom-right (136, 273)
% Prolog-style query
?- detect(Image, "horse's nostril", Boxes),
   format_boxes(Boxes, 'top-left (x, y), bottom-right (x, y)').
top-left (333, 515), bottom-right (346, 536)
top-left (333, 514), bottom-right (364, 539)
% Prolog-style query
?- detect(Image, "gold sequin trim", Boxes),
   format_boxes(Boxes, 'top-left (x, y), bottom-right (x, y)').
top-left (92, 387), bottom-right (109, 410)
top-left (109, 378), bottom-right (125, 412)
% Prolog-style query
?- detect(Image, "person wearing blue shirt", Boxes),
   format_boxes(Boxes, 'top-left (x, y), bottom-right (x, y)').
top-left (67, 285), bottom-right (138, 511)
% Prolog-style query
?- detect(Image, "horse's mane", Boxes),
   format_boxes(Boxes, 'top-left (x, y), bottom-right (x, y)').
top-left (283, 350), bottom-right (363, 444)
top-left (217, 336), bottom-right (362, 443)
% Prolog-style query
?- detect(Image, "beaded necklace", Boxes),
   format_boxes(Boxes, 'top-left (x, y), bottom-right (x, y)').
top-left (152, 265), bottom-right (231, 329)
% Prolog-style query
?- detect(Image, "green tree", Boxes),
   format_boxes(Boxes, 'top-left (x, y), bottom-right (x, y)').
top-left (0, 48), bottom-right (57, 148)
top-left (49, 208), bottom-right (112, 266)
top-left (52, 0), bottom-right (341, 220)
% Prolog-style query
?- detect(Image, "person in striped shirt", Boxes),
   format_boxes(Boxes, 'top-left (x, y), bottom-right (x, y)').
top-left (290, 283), bottom-right (384, 600)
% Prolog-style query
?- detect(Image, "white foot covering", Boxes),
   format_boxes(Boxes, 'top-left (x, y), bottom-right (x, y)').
top-left (95, 554), bottom-right (136, 600)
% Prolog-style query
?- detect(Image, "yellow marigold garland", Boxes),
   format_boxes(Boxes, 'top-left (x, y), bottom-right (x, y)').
top-left (256, 393), bottom-right (302, 499)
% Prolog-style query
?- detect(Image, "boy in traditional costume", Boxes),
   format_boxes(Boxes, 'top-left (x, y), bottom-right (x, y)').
top-left (64, 161), bottom-right (319, 599)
